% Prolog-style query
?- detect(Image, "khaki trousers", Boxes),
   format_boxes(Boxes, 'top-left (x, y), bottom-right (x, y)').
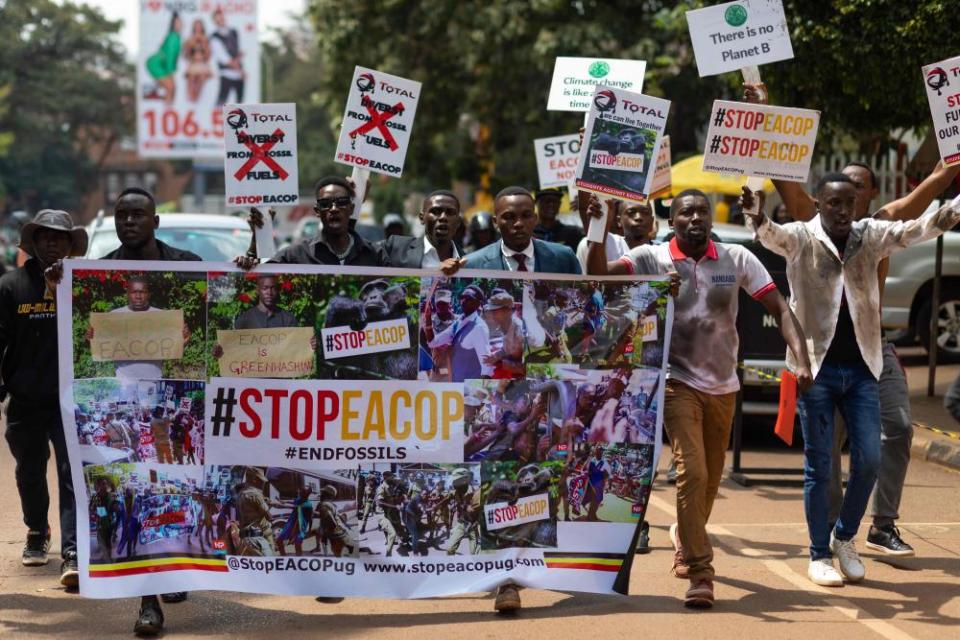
top-left (664, 379), bottom-right (736, 580)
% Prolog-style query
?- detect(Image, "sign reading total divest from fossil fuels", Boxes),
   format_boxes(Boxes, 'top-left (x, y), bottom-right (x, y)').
top-left (334, 67), bottom-right (422, 177)
top-left (686, 0), bottom-right (794, 77)
top-left (223, 103), bottom-right (299, 207)
top-left (922, 55), bottom-right (960, 167)
top-left (534, 134), bottom-right (582, 189)
top-left (702, 100), bottom-right (819, 182)
top-left (575, 85), bottom-right (670, 203)
top-left (547, 57), bottom-right (646, 112)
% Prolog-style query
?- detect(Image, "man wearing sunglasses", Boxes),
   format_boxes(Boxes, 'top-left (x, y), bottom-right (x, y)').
top-left (238, 176), bottom-right (390, 267)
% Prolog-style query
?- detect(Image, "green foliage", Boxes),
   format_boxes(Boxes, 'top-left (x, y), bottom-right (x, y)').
top-left (0, 0), bottom-right (132, 212)
top-left (72, 269), bottom-right (208, 380)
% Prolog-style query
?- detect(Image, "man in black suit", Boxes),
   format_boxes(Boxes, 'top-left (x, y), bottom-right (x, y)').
top-left (379, 190), bottom-right (462, 268)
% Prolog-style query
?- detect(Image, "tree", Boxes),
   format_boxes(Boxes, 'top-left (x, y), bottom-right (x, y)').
top-left (0, 0), bottom-right (132, 213)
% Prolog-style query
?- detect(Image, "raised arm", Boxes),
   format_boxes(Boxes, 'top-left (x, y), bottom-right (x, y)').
top-left (581, 193), bottom-right (632, 276)
top-left (872, 193), bottom-right (960, 258)
top-left (739, 186), bottom-right (802, 258)
top-left (875, 161), bottom-right (960, 222)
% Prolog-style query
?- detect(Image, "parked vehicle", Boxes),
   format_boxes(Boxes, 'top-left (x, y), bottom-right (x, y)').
top-left (86, 213), bottom-right (252, 262)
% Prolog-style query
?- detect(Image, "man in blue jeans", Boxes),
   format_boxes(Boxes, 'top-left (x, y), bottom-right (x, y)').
top-left (741, 177), bottom-right (960, 586)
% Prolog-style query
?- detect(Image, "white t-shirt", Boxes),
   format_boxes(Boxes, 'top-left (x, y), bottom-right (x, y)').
top-left (619, 239), bottom-right (776, 395)
top-left (576, 233), bottom-right (630, 273)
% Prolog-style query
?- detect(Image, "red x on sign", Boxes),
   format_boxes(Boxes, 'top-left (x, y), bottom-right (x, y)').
top-left (348, 100), bottom-right (404, 151)
top-left (234, 128), bottom-right (289, 181)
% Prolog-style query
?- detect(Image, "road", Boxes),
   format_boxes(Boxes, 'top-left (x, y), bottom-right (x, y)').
top-left (1, 360), bottom-right (958, 639)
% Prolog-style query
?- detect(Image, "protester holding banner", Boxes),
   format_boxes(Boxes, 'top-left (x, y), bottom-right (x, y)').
top-left (741, 178), bottom-right (960, 587)
top-left (0, 210), bottom-right (87, 589)
top-left (533, 188), bottom-right (584, 251)
top-left (380, 190), bottom-right (463, 268)
top-left (744, 82), bottom-right (960, 557)
top-left (585, 190), bottom-right (812, 608)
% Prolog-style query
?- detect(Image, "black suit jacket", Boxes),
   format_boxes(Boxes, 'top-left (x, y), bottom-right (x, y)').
top-left (380, 235), bottom-right (462, 268)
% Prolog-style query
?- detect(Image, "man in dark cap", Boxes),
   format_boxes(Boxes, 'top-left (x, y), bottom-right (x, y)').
top-left (533, 187), bottom-right (583, 251)
top-left (0, 209), bottom-right (87, 589)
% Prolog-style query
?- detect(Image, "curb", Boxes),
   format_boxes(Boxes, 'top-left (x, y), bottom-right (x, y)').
top-left (911, 427), bottom-right (960, 472)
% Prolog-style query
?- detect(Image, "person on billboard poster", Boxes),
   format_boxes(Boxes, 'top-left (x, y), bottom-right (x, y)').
top-left (143, 12), bottom-right (182, 104)
top-left (210, 7), bottom-right (245, 105)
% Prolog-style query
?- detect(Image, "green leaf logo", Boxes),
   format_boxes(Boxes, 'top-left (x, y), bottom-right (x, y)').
top-left (588, 61), bottom-right (610, 79)
top-left (724, 4), bottom-right (748, 27)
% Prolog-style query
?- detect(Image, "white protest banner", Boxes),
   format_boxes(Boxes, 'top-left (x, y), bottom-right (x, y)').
top-left (922, 55), bottom-right (960, 166)
top-left (575, 86), bottom-right (670, 203)
top-left (224, 103), bottom-right (299, 208)
top-left (649, 134), bottom-right (672, 197)
top-left (137, 2), bottom-right (259, 158)
top-left (321, 318), bottom-right (411, 360)
top-left (534, 134), bottom-right (581, 189)
top-left (686, 0), bottom-right (793, 77)
top-left (484, 493), bottom-right (551, 531)
top-left (58, 261), bottom-right (673, 600)
top-left (547, 57), bottom-right (647, 112)
top-left (335, 67), bottom-right (421, 177)
top-left (702, 100), bottom-right (819, 182)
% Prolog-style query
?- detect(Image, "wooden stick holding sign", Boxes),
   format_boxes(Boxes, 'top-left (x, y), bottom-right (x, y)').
top-left (741, 65), bottom-right (766, 216)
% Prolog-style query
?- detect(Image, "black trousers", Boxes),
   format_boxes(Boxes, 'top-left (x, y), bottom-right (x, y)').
top-left (4, 396), bottom-right (77, 557)
top-left (216, 77), bottom-right (245, 105)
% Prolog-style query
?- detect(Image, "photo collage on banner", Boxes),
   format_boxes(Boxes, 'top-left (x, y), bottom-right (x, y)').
top-left (59, 262), bottom-right (671, 598)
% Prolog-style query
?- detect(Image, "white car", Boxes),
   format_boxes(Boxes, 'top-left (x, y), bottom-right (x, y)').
top-left (85, 213), bottom-right (252, 261)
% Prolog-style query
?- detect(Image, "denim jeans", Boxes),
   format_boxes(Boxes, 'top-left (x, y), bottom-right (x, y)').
top-left (797, 360), bottom-right (880, 561)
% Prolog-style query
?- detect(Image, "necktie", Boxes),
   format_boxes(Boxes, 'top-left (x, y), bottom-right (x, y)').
top-left (514, 253), bottom-right (528, 272)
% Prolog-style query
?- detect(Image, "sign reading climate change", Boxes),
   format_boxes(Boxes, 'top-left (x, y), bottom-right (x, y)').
top-left (702, 100), bottom-right (819, 182)
top-left (137, 1), bottom-right (260, 158)
top-left (686, 0), bottom-right (793, 77)
top-left (547, 57), bottom-right (647, 112)
top-left (58, 261), bottom-right (672, 599)
top-left (575, 86), bottom-right (670, 203)
top-left (922, 55), bottom-right (960, 167)
top-left (223, 103), bottom-right (299, 207)
top-left (334, 67), bottom-right (422, 177)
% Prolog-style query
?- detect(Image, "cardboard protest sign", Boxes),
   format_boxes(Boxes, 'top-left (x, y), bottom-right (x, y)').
top-left (702, 100), bottom-right (819, 182)
top-left (686, 0), bottom-right (793, 77)
top-left (224, 103), bottom-right (299, 207)
top-left (547, 57), bottom-right (647, 112)
top-left (137, 2), bottom-right (259, 158)
top-left (575, 86), bottom-right (670, 203)
top-left (89, 310), bottom-right (184, 362)
top-left (922, 55), bottom-right (960, 166)
top-left (59, 261), bottom-right (673, 600)
top-left (217, 327), bottom-right (315, 378)
top-left (534, 134), bottom-right (581, 189)
top-left (334, 66), bottom-right (421, 178)
top-left (649, 134), bottom-right (672, 197)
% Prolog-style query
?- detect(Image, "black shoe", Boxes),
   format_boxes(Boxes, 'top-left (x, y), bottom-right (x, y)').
top-left (866, 525), bottom-right (915, 557)
top-left (635, 522), bottom-right (651, 554)
top-left (160, 592), bottom-right (188, 603)
top-left (316, 596), bottom-right (344, 604)
top-left (22, 530), bottom-right (51, 567)
top-left (134, 602), bottom-right (164, 636)
top-left (60, 552), bottom-right (79, 589)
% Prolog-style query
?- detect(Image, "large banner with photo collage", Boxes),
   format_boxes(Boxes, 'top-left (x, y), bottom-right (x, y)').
top-left (57, 260), bottom-right (673, 599)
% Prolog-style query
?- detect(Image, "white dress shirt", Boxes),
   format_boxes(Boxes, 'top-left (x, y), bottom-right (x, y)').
top-left (426, 310), bottom-right (493, 377)
top-left (753, 197), bottom-right (960, 380)
top-left (421, 235), bottom-right (459, 269)
top-left (500, 241), bottom-right (536, 272)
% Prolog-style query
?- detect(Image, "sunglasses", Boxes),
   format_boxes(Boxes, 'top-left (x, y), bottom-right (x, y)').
top-left (315, 196), bottom-right (353, 211)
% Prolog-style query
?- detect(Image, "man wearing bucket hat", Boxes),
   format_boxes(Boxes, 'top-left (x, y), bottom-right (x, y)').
top-left (0, 209), bottom-right (87, 589)
top-left (483, 291), bottom-right (525, 380)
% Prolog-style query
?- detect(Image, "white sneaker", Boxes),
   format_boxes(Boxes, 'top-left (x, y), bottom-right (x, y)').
top-left (830, 533), bottom-right (866, 583)
top-left (669, 523), bottom-right (680, 550)
top-left (807, 558), bottom-right (844, 587)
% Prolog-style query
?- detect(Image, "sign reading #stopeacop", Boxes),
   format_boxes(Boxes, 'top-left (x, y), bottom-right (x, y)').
top-left (223, 103), bottom-right (299, 207)
top-left (702, 100), bottom-right (819, 182)
top-left (334, 66), bottom-right (422, 178)
top-left (59, 261), bottom-right (672, 600)
top-left (686, 0), bottom-right (794, 77)
top-left (922, 55), bottom-right (960, 167)
top-left (547, 57), bottom-right (647, 112)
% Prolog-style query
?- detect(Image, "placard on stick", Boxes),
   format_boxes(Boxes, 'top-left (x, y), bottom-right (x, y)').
top-left (686, 0), bottom-right (793, 77)
top-left (534, 134), bottom-right (581, 189)
top-left (547, 57), bottom-right (647, 112)
top-left (922, 55), bottom-right (960, 167)
top-left (702, 100), bottom-right (819, 182)
top-left (574, 85), bottom-right (670, 203)
top-left (224, 103), bottom-right (299, 209)
top-left (335, 67), bottom-right (422, 178)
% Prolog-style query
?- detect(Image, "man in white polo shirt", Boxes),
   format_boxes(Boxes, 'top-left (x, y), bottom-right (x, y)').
top-left (586, 188), bottom-right (813, 609)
